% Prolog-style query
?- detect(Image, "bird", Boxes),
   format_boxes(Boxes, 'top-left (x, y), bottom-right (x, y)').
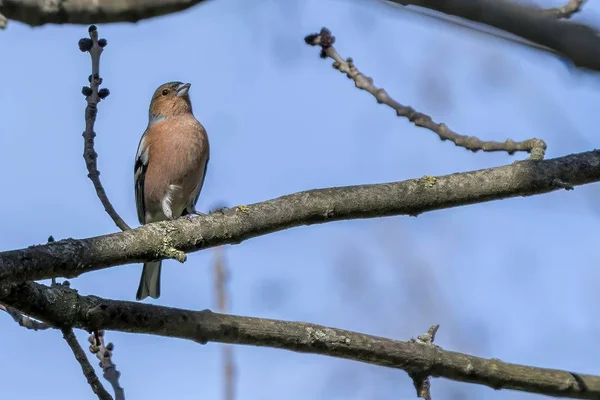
top-left (134, 81), bottom-right (210, 301)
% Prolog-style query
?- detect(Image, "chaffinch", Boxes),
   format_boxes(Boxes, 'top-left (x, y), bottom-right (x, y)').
top-left (134, 81), bottom-right (210, 300)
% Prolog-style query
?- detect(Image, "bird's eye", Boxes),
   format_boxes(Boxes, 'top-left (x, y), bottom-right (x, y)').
top-left (161, 89), bottom-right (169, 96)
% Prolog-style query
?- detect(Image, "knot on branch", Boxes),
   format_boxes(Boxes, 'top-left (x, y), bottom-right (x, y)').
top-left (408, 324), bottom-right (440, 400)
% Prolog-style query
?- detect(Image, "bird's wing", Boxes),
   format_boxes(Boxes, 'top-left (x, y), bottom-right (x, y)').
top-left (134, 132), bottom-right (150, 225)
top-left (184, 155), bottom-right (209, 216)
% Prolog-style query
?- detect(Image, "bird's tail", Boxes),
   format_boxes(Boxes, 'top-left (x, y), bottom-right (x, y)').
top-left (136, 260), bottom-right (162, 300)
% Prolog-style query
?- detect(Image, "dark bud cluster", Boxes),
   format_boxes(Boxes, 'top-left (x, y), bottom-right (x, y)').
top-left (304, 27), bottom-right (335, 59)
top-left (80, 26), bottom-right (110, 101)
top-left (88, 73), bottom-right (103, 85)
top-left (304, 33), bottom-right (319, 45)
top-left (78, 38), bottom-right (93, 52)
top-left (98, 88), bottom-right (110, 99)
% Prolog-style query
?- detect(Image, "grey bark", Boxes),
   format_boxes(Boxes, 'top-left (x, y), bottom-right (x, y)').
top-left (2, 281), bottom-right (599, 399)
top-left (0, 0), bottom-right (210, 26)
top-left (1, 150), bottom-right (600, 286)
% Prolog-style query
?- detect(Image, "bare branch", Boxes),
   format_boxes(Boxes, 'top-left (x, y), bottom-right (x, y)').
top-left (79, 25), bottom-right (130, 232)
top-left (1, 149), bottom-right (599, 286)
top-left (214, 247), bottom-right (235, 400)
top-left (385, 0), bottom-right (600, 72)
top-left (305, 27), bottom-right (546, 160)
top-left (88, 330), bottom-right (125, 400)
top-left (1, 234), bottom-right (54, 331)
top-left (0, 302), bottom-right (51, 331)
top-left (2, 281), bottom-right (600, 399)
top-left (62, 328), bottom-right (114, 400)
top-left (0, 0), bottom-right (211, 28)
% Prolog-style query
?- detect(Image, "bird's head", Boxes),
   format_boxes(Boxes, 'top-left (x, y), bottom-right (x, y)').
top-left (148, 81), bottom-right (193, 120)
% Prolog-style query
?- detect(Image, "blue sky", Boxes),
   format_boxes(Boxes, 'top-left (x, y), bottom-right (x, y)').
top-left (2, 0), bottom-right (600, 398)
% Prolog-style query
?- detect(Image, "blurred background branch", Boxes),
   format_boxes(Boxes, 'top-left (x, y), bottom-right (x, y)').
top-left (382, 0), bottom-right (600, 72)
top-left (214, 244), bottom-right (236, 400)
top-left (3, 0), bottom-right (600, 73)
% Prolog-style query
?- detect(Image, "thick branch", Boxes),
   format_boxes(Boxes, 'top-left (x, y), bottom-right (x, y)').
top-left (2, 150), bottom-right (600, 286)
top-left (2, 282), bottom-right (600, 399)
top-left (0, 0), bottom-right (210, 27)
top-left (305, 27), bottom-right (546, 159)
top-left (388, 0), bottom-right (600, 72)
top-left (409, 325), bottom-right (440, 399)
top-left (62, 328), bottom-right (113, 400)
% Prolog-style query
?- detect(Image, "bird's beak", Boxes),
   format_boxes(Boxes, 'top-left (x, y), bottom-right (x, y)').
top-left (176, 82), bottom-right (191, 97)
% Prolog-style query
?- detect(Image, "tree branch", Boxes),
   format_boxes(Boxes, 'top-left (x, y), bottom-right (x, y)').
top-left (0, 11), bottom-right (7, 29)
top-left (0, 0), bottom-right (211, 28)
top-left (2, 281), bottom-right (600, 399)
top-left (305, 27), bottom-right (546, 159)
top-left (0, 302), bottom-right (51, 330)
top-left (2, 149), bottom-right (600, 286)
top-left (88, 330), bottom-right (125, 400)
top-left (386, 0), bottom-right (600, 72)
top-left (62, 327), bottom-right (114, 400)
top-left (79, 25), bottom-right (130, 232)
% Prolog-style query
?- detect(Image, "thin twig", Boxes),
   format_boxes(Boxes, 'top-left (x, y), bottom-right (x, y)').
top-left (214, 246), bottom-right (235, 400)
top-left (305, 27), bottom-right (547, 160)
top-left (79, 25), bottom-right (130, 232)
top-left (88, 330), bottom-right (125, 400)
top-left (543, 0), bottom-right (586, 19)
top-left (62, 328), bottom-right (113, 400)
top-left (78, 25), bottom-right (128, 400)
top-left (0, 303), bottom-right (51, 330)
